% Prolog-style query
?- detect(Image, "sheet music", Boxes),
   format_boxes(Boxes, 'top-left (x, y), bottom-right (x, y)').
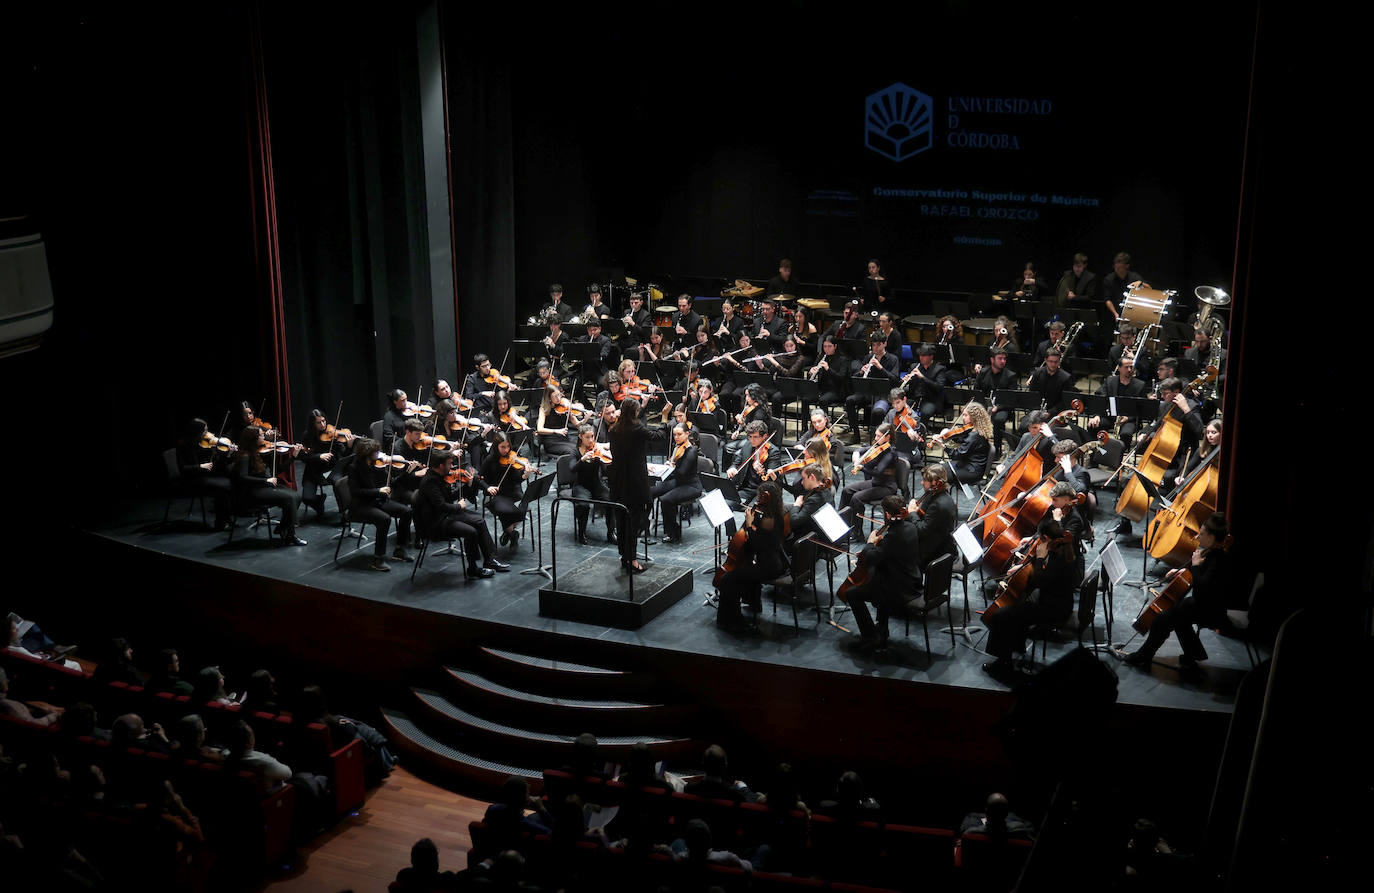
top-left (953, 523), bottom-right (983, 564)
top-left (813, 503), bottom-right (851, 543)
top-left (700, 489), bottom-right (733, 528)
top-left (1100, 539), bottom-right (1127, 585)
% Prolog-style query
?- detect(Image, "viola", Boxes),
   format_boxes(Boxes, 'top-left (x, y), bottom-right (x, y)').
top-left (500, 411), bottom-right (531, 431)
top-left (445, 465), bottom-right (475, 486)
top-left (484, 369), bottom-right (514, 390)
top-left (891, 408), bottom-right (922, 441)
top-left (402, 401), bottom-right (435, 419)
top-left (851, 440), bottom-right (890, 473)
top-left (372, 452), bottom-right (411, 469)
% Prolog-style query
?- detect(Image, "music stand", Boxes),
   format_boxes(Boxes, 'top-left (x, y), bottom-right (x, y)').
top-left (508, 388), bottom-right (544, 412)
top-left (688, 411), bottom-right (720, 433)
top-left (848, 376), bottom-right (891, 401)
top-left (699, 473), bottom-right (741, 582)
top-left (653, 358), bottom-right (686, 385)
top-left (518, 470), bottom-right (557, 580)
top-left (599, 317), bottom-right (626, 339)
top-left (1121, 472), bottom-right (1170, 589)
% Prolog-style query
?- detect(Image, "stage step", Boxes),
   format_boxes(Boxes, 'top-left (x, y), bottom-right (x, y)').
top-left (475, 646), bottom-right (653, 698)
top-left (441, 666), bottom-right (692, 736)
top-left (409, 687), bottom-right (700, 764)
top-left (378, 707), bottom-right (541, 793)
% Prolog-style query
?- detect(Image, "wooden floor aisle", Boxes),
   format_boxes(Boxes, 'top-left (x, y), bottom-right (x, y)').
top-left (261, 767), bottom-right (486, 892)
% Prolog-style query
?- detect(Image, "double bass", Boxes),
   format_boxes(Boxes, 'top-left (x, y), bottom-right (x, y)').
top-left (1146, 447), bottom-right (1221, 566)
top-left (981, 527), bottom-right (1075, 619)
top-left (979, 403), bottom-right (1082, 543)
top-left (1115, 368), bottom-right (1214, 522)
top-left (979, 433), bottom-right (1102, 573)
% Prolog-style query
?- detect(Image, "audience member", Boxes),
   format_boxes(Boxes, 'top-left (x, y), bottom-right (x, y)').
top-left (0, 668), bottom-right (61, 727)
top-left (145, 648), bottom-right (195, 696)
top-left (111, 713), bottom-right (171, 754)
top-left (192, 666), bottom-right (236, 706)
top-left (960, 792), bottom-right (1036, 840)
top-left (394, 837), bottom-right (458, 891)
top-left (685, 744), bottom-right (754, 802)
top-left (296, 684), bottom-right (396, 781)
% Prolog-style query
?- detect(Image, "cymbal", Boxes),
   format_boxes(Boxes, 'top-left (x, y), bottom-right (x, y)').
top-left (1194, 286), bottom-right (1231, 306)
top-left (772, 293), bottom-right (797, 302)
top-left (625, 277), bottom-right (638, 286)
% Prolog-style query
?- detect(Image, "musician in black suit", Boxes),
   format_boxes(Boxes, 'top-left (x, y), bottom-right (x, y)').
top-left (1032, 322), bottom-right (1075, 366)
top-left (652, 423), bottom-right (702, 544)
top-left (843, 333), bottom-right (900, 444)
top-left (1107, 325), bottom-right (1154, 381)
top-left (712, 299), bottom-right (747, 344)
top-left (1027, 348), bottom-right (1075, 413)
top-left (462, 354), bottom-right (497, 416)
top-left (823, 301), bottom-right (867, 344)
top-left (725, 421), bottom-right (783, 511)
top-left (845, 494), bottom-right (923, 651)
top-left (539, 283), bottom-right (574, 324)
top-left (1056, 253), bottom-right (1098, 309)
top-left (1101, 252), bottom-right (1148, 324)
top-left (983, 517), bottom-right (1079, 680)
top-left (1088, 356), bottom-right (1150, 444)
top-left (971, 348), bottom-right (1019, 459)
top-left (577, 318), bottom-right (613, 388)
top-left (672, 293), bottom-right (703, 350)
top-left (415, 452), bottom-right (508, 578)
top-left (765, 258), bottom-right (796, 297)
top-left (619, 292), bottom-right (652, 350)
top-left (903, 344), bottom-right (948, 422)
top-left (752, 299), bottom-right (789, 352)
top-left (1134, 382), bottom-right (1204, 482)
top-left (911, 464), bottom-right (957, 567)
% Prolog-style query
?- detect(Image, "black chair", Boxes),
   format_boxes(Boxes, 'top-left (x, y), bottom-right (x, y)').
top-left (411, 489), bottom-right (468, 582)
top-left (225, 473), bottom-right (277, 546)
top-left (697, 432), bottom-right (721, 471)
top-left (768, 534), bottom-right (824, 633)
top-left (330, 477), bottom-right (378, 564)
top-left (901, 553), bottom-right (957, 660)
top-left (161, 448), bottom-right (206, 526)
top-left (1030, 569), bottom-right (1102, 663)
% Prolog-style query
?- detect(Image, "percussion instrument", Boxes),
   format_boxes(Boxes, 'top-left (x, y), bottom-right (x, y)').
top-left (1119, 284), bottom-right (1177, 330)
top-left (653, 306), bottom-right (676, 327)
top-left (798, 298), bottom-right (830, 312)
top-left (963, 317), bottom-right (998, 345)
top-left (903, 314), bottom-right (939, 344)
top-left (721, 279), bottom-right (764, 299)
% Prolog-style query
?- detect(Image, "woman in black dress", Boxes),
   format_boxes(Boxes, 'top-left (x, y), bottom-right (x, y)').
top-left (234, 426), bottom-right (306, 545)
top-left (606, 397), bottom-right (664, 572)
top-left (716, 481), bottom-right (789, 631)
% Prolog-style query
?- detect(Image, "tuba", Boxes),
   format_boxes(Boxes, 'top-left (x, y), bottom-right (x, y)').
top-left (1194, 286), bottom-right (1230, 344)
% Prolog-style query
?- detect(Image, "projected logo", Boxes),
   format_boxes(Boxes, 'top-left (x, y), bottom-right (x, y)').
top-left (865, 83), bottom-right (933, 162)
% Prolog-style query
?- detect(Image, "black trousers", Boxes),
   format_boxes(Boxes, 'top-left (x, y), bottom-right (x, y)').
top-left (352, 499), bottom-right (411, 555)
top-left (717, 560), bottom-right (782, 625)
top-left (242, 484), bottom-right (301, 537)
top-left (984, 598), bottom-right (1069, 659)
top-left (1138, 595), bottom-right (1212, 661)
top-left (432, 512), bottom-right (497, 566)
top-left (571, 481), bottom-right (614, 537)
top-left (839, 479), bottom-right (895, 537)
top-left (193, 475), bottom-right (231, 527)
top-left (846, 576), bottom-right (917, 643)
top-left (651, 481), bottom-right (702, 537)
top-left (615, 500), bottom-right (648, 564)
top-left (991, 409), bottom-right (1013, 457)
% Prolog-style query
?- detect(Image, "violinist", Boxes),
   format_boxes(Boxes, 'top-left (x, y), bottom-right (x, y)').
top-left (652, 422), bottom-right (702, 545)
top-left (1120, 513), bottom-right (1232, 671)
top-left (882, 390), bottom-right (923, 463)
top-left (843, 333), bottom-right (900, 445)
top-left (716, 481), bottom-right (789, 633)
top-left (591, 399), bottom-right (619, 443)
top-left (787, 462), bottom-right (833, 541)
top-left (438, 399), bottom-right (487, 466)
top-left (824, 300), bottom-right (867, 344)
top-left (428, 380), bottom-right (455, 410)
top-left (672, 293), bottom-right (703, 350)
top-left (415, 451), bottom-right (509, 578)
top-left (659, 401), bottom-right (690, 443)
top-left (982, 518), bottom-right (1078, 681)
top-left (177, 418), bottom-right (231, 530)
top-left (348, 437), bottom-right (414, 568)
top-left (234, 401), bottom-right (276, 442)
top-left (797, 409), bottom-right (834, 458)
top-left (616, 359), bottom-right (659, 407)
top-left (713, 300), bottom-right (745, 344)
top-left (972, 347), bottom-right (1018, 460)
top-left (838, 422), bottom-right (897, 541)
top-left (578, 318), bottom-right (613, 386)
top-left (382, 389), bottom-right (411, 441)
top-left (569, 425), bottom-right (617, 546)
top-left (301, 409), bottom-right (350, 521)
top-left (606, 397), bottom-right (666, 572)
top-left (725, 421), bottom-right (782, 514)
top-left (1088, 356), bottom-right (1150, 444)
top-left (777, 441), bottom-right (831, 499)
top-left (233, 426), bottom-right (306, 546)
top-left (478, 432), bottom-right (529, 548)
top-left (483, 390), bottom-right (514, 435)
top-left (535, 386), bottom-right (578, 460)
top-left (873, 312), bottom-right (903, 358)
top-left (902, 344), bottom-right (948, 424)
top-left (686, 376), bottom-right (718, 415)
top-left (723, 383), bottom-right (770, 471)
top-left (530, 359), bottom-right (558, 394)
top-left (846, 494), bottom-right (922, 652)
top-left (392, 419), bottom-right (434, 502)
top-left (620, 292), bottom-right (651, 349)
top-left (912, 464), bottom-right (957, 566)
top-left (933, 403), bottom-right (994, 486)
top-left (462, 354), bottom-right (497, 415)
top-left (1026, 348), bottom-right (1075, 413)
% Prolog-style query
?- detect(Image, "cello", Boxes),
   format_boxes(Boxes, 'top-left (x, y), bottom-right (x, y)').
top-left (1114, 369), bottom-right (1213, 522)
top-left (979, 434), bottom-right (1101, 573)
top-left (836, 503), bottom-right (908, 604)
top-left (980, 402), bottom-right (1083, 542)
top-left (1146, 447), bottom-right (1221, 566)
top-left (981, 527), bottom-right (1075, 619)
top-left (1133, 534), bottom-right (1233, 633)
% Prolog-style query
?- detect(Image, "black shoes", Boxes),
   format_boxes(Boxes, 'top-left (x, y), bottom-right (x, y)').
top-left (392, 547), bottom-right (413, 562)
top-left (1120, 650), bottom-right (1152, 667)
top-left (661, 535), bottom-right (680, 544)
top-left (622, 559), bottom-right (646, 574)
top-left (484, 559), bottom-right (511, 573)
top-left (575, 530), bottom-right (589, 546)
top-left (370, 557), bottom-right (391, 572)
top-left (469, 565), bottom-right (495, 578)
top-left (283, 535), bottom-right (308, 546)
top-left (607, 532), bottom-right (618, 544)
top-left (499, 529), bottom-right (510, 546)
top-left (982, 658), bottom-right (1016, 679)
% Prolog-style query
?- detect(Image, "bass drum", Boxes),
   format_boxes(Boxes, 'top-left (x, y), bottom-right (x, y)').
top-left (1119, 284), bottom-right (1176, 330)
top-left (963, 317), bottom-right (998, 345)
top-left (903, 314), bottom-right (938, 344)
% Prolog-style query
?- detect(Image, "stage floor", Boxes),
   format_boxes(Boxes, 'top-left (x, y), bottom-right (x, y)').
top-left (87, 492), bottom-right (1252, 716)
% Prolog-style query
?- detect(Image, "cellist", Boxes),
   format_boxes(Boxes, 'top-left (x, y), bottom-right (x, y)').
top-left (1114, 377), bottom-right (1204, 537)
top-left (1120, 513), bottom-right (1232, 672)
top-left (982, 517), bottom-right (1078, 681)
top-left (846, 494), bottom-right (922, 652)
top-left (715, 481), bottom-right (789, 634)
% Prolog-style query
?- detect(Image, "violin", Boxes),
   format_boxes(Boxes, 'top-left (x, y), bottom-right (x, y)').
top-left (699, 394), bottom-right (718, 413)
top-left (930, 422), bottom-right (972, 448)
top-left (669, 442), bottom-right (687, 464)
top-left (445, 465), bottom-right (475, 486)
top-left (402, 401), bottom-right (435, 419)
top-left (319, 424), bottom-right (354, 444)
top-left (763, 457), bottom-right (806, 481)
top-left (582, 443), bottom-right (614, 464)
top-left (200, 432), bottom-right (237, 453)
top-left (452, 394), bottom-right (475, 413)
top-left (427, 435), bottom-right (457, 452)
top-left (499, 452), bottom-right (529, 470)
top-left (372, 452), bottom-right (411, 469)
top-left (257, 439), bottom-right (302, 454)
top-left (851, 440), bottom-right (890, 474)
top-left (554, 398), bottom-right (590, 424)
top-left (250, 417), bottom-right (279, 439)
top-left (500, 410), bottom-right (531, 431)
top-left (484, 369), bottom-right (514, 390)
top-left (891, 407), bottom-right (923, 442)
